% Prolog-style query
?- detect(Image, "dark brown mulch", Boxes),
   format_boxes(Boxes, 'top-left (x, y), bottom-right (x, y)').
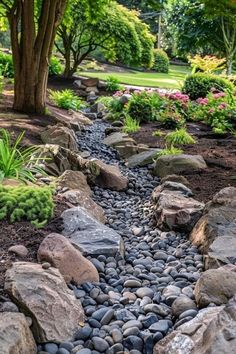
top-left (0, 197), bottom-right (68, 295)
top-left (131, 122), bottom-right (236, 203)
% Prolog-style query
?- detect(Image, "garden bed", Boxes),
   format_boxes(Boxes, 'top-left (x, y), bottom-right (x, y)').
top-left (0, 197), bottom-right (68, 296)
top-left (131, 122), bottom-right (236, 202)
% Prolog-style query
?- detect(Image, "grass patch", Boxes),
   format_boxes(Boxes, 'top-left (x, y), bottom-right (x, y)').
top-left (79, 65), bottom-right (190, 89)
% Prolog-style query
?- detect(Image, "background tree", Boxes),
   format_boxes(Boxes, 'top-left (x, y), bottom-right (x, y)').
top-left (56, 1), bottom-right (155, 78)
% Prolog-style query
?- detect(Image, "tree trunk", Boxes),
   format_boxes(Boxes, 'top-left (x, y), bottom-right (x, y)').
top-left (226, 54), bottom-right (233, 75)
top-left (7, 0), bottom-right (67, 114)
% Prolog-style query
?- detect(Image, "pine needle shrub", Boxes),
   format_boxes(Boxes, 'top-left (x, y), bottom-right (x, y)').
top-left (0, 185), bottom-right (54, 228)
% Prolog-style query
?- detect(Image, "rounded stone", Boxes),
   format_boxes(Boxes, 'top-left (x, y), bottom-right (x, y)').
top-left (44, 343), bottom-right (58, 354)
top-left (136, 287), bottom-right (154, 299)
top-left (92, 337), bottom-right (109, 352)
top-left (124, 280), bottom-right (142, 288)
top-left (171, 296), bottom-right (197, 317)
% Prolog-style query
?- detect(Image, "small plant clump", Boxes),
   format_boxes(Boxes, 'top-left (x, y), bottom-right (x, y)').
top-left (152, 130), bottom-right (165, 137)
top-left (106, 76), bottom-right (123, 92)
top-left (123, 115), bottom-right (140, 133)
top-left (165, 128), bottom-right (196, 146)
top-left (0, 185), bottom-right (54, 228)
top-left (49, 56), bottom-right (63, 76)
top-left (0, 52), bottom-right (14, 78)
top-left (156, 146), bottom-right (183, 157)
top-left (49, 89), bottom-right (82, 111)
top-left (0, 129), bottom-right (45, 183)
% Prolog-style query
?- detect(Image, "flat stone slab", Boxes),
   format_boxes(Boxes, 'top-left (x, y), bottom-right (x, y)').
top-left (126, 149), bottom-right (162, 168)
top-left (61, 207), bottom-right (125, 256)
top-left (103, 132), bottom-right (135, 147)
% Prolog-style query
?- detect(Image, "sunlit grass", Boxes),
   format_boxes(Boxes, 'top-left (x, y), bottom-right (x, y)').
top-left (79, 65), bottom-right (190, 89)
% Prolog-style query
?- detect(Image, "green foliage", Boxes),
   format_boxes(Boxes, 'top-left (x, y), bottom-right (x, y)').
top-left (0, 129), bottom-right (45, 183)
top-left (123, 115), bottom-right (140, 133)
top-left (0, 52), bottom-right (14, 78)
top-left (96, 96), bottom-right (114, 108)
top-left (160, 101), bottom-right (186, 129)
top-left (189, 91), bottom-right (235, 133)
top-left (0, 185), bottom-right (54, 228)
top-left (182, 73), bottom-right (234, 100)
top-left (106, 76), bottom-right (123, 92)
top-left (165, 128), bottom-right (196, 146)
top-left (152, 130), bottom-right (165, 137)
top-left (49, 89), bottom-right (82, 111)
top-left (152, 49), bottom-right (169, 73)
top-left (156, 146), bottom-right (183, 157)
top-left (49, 56), bottom-right (63, 76)
top-left (127, 90), bottom-right (164, 123)
top-left (188, 55), bottom-right (226, 74)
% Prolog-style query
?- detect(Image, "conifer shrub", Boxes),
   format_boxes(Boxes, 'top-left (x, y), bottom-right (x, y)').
top-left (0, 185), bottom-right (54, 228)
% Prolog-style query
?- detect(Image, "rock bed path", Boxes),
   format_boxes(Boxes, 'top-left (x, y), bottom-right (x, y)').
top-left (39, 121), bottom-right (203, 354)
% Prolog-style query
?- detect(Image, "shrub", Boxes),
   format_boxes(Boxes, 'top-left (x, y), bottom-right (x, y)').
top-left (49, 56), bottom-right (63, 76)
top-left (0, 185), bottom-right (54, 228)
top-left (152, 49), bottom-right (169, 73)
top-left (160, 101), bottom-right (185, 129)
top-left (165, 128), bottom-right (196, 146)
top-left (0, 129), bottom-right (45, 183)
top-left (156, 146), bottom-right (183, 157)
top-left (96, 96), bottom-right (114, 108)
top-left (123, 115), bottom-right (140, 133)
top-left (182, 73), bottom-right (234, 100)
top-left (0, 52), bottom-right (14, 78)
top-left (190, 91), bottom-right (235, 133)
top-left (49, 89), bottom-right (82, 111)
top-left (127, 90), bottom-right (164, 123)
top-left (187, 55), bottom-right (226, 74)
top-left (106, 76), bottom-right (123, 92)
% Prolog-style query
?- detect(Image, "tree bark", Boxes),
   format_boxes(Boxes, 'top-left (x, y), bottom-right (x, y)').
top-left (6, 0), bottom-right (67, 114)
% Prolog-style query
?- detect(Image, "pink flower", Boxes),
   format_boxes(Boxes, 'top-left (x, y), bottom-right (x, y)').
top-left (213, 92), bottom-right (226, 99)
top-left (218, 103), bottom-right (227, 110)
top-left (196, 97), bottom-right (209, 105)
top-left (208, 108), bottom-right (214, 113)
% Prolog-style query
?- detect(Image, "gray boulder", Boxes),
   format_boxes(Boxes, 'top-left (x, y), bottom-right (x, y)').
top-left (62, 207), bottom-right (125, 256)
top-left (152, 181), bottom-right (204, 232)
top-left (190, 187), bottom-right (236, 268)
top-left (126, 149), bottom-right (162, 168)
top-left (153, 154), bottom-right (207, 177)
top-left (5, 262), bottom-right (84, 343)
top-left (41, 125), bottom-right (78, 151)
top-left (0, 312), bottom-right (37, 354)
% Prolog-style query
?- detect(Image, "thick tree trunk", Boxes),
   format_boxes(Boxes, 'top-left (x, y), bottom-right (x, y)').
top-left (226, 55), bottom-right (233, 75)
top-left (7, 0), bottom-right (67, 114)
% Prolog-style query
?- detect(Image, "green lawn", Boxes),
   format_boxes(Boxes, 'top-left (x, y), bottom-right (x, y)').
top-left (79, 65), bottom-right (190, 89)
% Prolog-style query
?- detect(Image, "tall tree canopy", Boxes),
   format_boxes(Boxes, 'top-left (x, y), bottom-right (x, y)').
top-left (56, 1), bottom-right (155, 78)
top-left (0, 0), bottom-right (109, 113)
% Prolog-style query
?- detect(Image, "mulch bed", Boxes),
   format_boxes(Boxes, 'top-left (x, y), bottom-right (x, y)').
top-left (131, 122), bottom-right (236, 203)
top-left (0, 197), bottom-right (67, 296)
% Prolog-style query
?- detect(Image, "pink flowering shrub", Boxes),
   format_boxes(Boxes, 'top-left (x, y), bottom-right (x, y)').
top-left (189, 91), bottom-right (236, 133)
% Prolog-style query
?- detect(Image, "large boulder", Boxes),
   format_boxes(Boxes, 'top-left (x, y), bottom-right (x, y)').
top-left (0, 312), bottom-right (37, 354)
top-left (153, 154), bottom-right (207, 178)
top-left (153, 306), bottom-right (223, 354)
top-left (60, 189), bottom-right (106, 223)
top-left (57, 170), bottom-right (92, 195)
top-left (194, 266), bottom-right (236, 307)
top-left (154, 296), bottom-right (236, 354)
top-left (61, 207), bottom-right (125, 256)
top-left (5, 262), bottom-right (84, 343)
top-left (103, 132), bottom-right (138, 159)
top-left (126, 149), bottom-right (162, 168)
top-left (41, 125), bottom-right (78, 151)
top-left (152, 181), bottom-right (204, 232)
top-left (190, 187), bottom-right (236, 268)
top-left (93, 160), bottom-right (128, 191)
top-left (37, 233), bottom-right (99, 285)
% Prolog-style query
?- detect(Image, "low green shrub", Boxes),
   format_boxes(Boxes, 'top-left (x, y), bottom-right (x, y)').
top-left (0, 129), bottom-right (45, 183)
top-left (123, 115), bottom-right (140, 133)
top-left (0, 185), bottom-right (54, 228)
top-left (182, 73), bottom-right (234, 100)
top-left (152, 49), bottom-right (169, 73)
top-left (0, 52), bottom-right (14, 78)
top-left (49, 56), bottom-right (63, 76)
top-left (96, 96), bottom-right (114, 108)
top-left (127, 91), bottom-right (163, 123)
top-left (106, 76), bottom-right (123, 92)
top-left (49, 89), bottom-right (82, 111)
top-left (165, 128), bottom-right (196, 146)
top-left (160, 101), bottom-right (185, 129)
